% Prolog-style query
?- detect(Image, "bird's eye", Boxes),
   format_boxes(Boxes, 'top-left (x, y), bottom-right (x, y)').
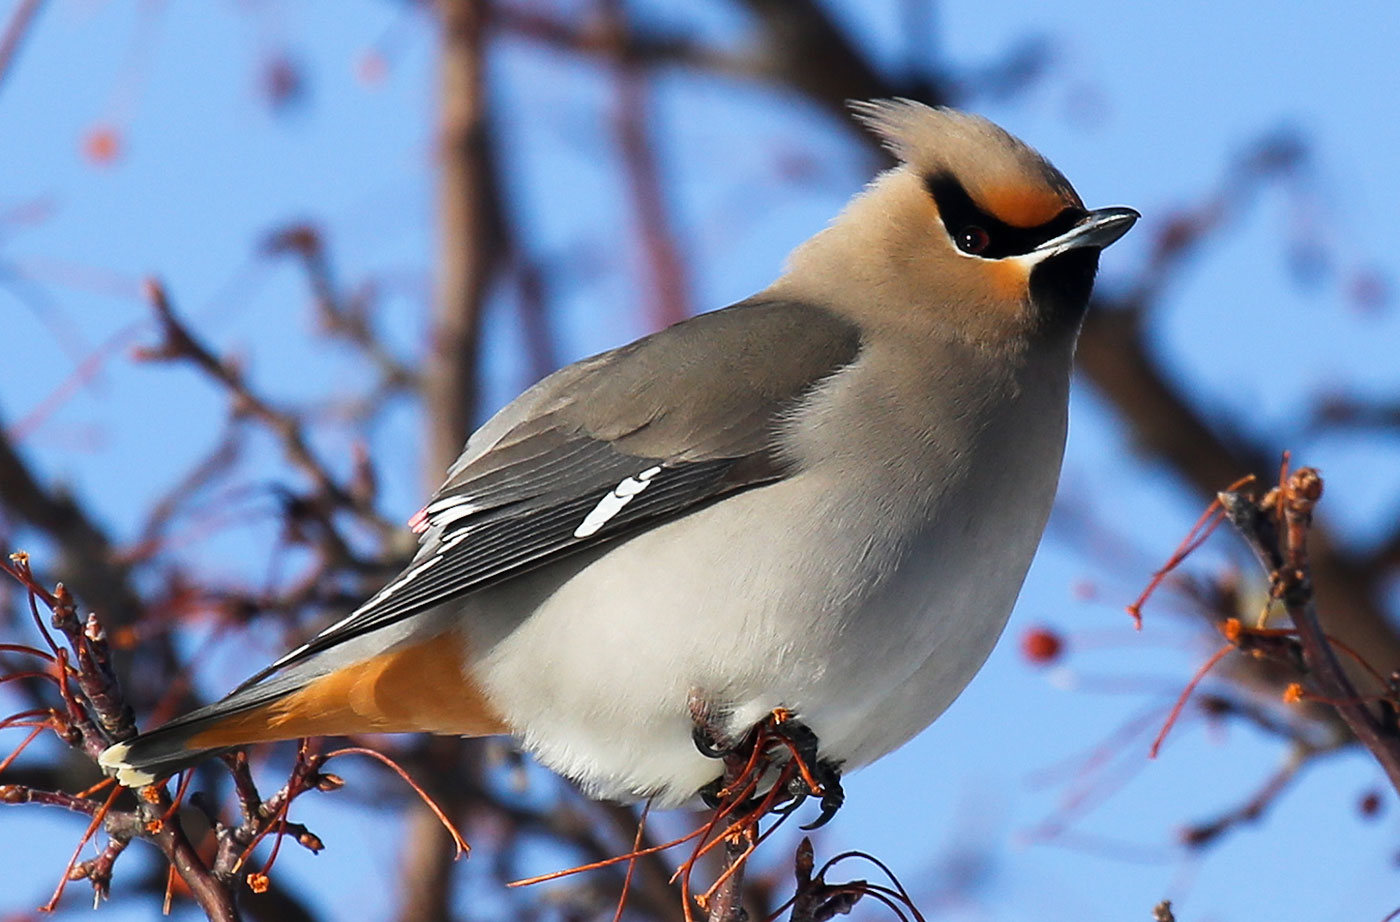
top-left (956, 226), bottom-right (991, 255)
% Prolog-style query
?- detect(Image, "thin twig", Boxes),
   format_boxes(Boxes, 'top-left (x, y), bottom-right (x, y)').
top-left (136, 281), bottom-right (332, 496)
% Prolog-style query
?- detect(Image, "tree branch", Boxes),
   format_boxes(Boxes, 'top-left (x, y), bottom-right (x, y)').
top-left (1081, 305), bottom-right (1400, 693)
top-left (1220, 470), bottom-right (1400, 794)
top-left (426, 0), bottom-right (496, 465)
top-left (390, 3), bottom-right (500, 920)
top-left (0, 414), bottom-right (145, 629)
top-left (602, 0), bottom-right (694, 331)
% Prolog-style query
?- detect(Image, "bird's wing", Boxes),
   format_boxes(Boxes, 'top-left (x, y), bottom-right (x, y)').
top-left (244, 298), bottom-right (861, 684)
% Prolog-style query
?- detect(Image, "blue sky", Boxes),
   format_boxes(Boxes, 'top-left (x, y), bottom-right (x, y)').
top-left (3, 2), bottom-right (1399, 920)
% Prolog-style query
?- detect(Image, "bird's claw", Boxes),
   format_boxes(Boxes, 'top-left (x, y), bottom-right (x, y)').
top-left (688, 691), bottom-right (739, 760)
top-left (692, 722), bottom-right (730, 760)
top-left (798, 759), bottom-right (845, 830)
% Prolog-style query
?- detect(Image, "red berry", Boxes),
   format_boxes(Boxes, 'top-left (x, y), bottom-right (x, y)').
top-left (1021, 626), bottom-right (1064, 665)
top-left (83, 125), bottom-right (121, 165)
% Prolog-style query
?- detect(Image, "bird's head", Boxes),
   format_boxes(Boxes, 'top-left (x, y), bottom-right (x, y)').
top-left (780, 99), bottom-right (1138, 349)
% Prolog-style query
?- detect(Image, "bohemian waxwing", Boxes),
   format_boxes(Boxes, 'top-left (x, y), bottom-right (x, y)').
top-left (102, 99), bottom-right (1138, 811)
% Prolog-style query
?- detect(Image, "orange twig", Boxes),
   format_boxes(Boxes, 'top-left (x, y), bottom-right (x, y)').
top-left (231, 783), bottom-right (295, 875)
top-left (74, 776), bottom-right (116, 800)
top-left (322, 746), bottom-right (469, 858)
top-left (1150, 643), bottom-right (1234, 758)
top-left (0, 707), bottom-right (57, 732)
top-left (155, 771), bottom-right (195, 829)
top-left (817, 850), bottom-right (923, 918)
top-left (42, 783), bottom-right (121, 911)
top-left (509, 823), bottom-right (706, 887)
top-left (677, 768), bottom-right (769, 873)
top-left (611, 802), bottom-right (650, 922)
top-left (1323, 634), bottom-right (1391, 689)
top-left (0, 641), bottom-right (59, 662)
top-left (1126, 474), bottom-right (1254, 628)
top-left (0, 725), bottom-right (45, 774)
top-left (0, 669), bottom-right (64, 690)
top-left (163, 863), bottom-right (177, 915)
top-left (1222, 620), bottom-right (1388, 689)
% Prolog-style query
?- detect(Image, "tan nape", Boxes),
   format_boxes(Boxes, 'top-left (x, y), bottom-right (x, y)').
top-left (188, 635), bottom-right (508, 747)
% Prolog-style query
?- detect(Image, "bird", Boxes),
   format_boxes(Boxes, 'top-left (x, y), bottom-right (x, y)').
top-left (100, 99), bottom-right (1138, 812)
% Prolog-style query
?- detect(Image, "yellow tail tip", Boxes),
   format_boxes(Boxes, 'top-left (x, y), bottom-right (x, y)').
top-left (97, 742), bottom-right (157, 788)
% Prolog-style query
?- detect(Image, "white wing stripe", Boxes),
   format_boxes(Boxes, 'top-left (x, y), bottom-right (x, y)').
top-left (573, 466), bottom-right (662, 539)
top-left (428, 503), bottom-right (479, 530)
top-left (269, 466), bottom-right (664, 672)
top-left (266, 519), bottom-right (479, 671)
top-left (425, 495), bottom-right (474, 515)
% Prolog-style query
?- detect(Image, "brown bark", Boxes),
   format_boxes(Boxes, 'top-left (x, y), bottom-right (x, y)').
top-left (426, 0), bottom-right (494, 469)
top-left (602, 0), bottom-right (694, 331)
top-left (393, 3), bottom-right (494, 920)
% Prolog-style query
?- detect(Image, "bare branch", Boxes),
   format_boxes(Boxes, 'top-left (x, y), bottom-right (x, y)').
top-left (426, 0), bottom-right (498, 465)
top-left (601, 0), bottom-right (693, 331)
top-left (0, 413), bottom-right (145, 629)
top-left (0, 559), bottom-right (244, 919)
top-left (1220, 470), bottom-right (1400, 794)
top-left (0, 0), bottom-right (44, 96)
top-left (137, 280), bottom-right (375, 526)
top-left (262, 223), bottom-right (420, 395)
top-left (493, 4), bottom-right (730, 73)
top-left (736, 0), bottom-right (930, 110)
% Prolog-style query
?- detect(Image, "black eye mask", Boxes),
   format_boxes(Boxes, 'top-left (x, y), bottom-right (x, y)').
top-left (924, 173), bottom-right (1082, 259)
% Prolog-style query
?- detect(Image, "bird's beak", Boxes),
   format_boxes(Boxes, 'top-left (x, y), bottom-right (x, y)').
top-left (1032, 206), bottom-right (1140, 258)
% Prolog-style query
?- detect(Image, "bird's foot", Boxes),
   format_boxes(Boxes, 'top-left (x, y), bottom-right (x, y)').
top-left (765, 710), bottom-right (844, 829)
top-left (690, 704), bottom-right (845, 828)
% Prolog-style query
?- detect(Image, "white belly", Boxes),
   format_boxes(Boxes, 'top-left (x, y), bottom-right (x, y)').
top-left (459, 342), bottom-right (1071, 806)
top-left (459, 447), bottom-right (1057, 806)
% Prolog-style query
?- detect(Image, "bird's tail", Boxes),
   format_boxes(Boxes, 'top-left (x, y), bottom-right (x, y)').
top-left (99, 633), bottom-right (506, 788)
top-left (97, 702), bottom-right (256, 788)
